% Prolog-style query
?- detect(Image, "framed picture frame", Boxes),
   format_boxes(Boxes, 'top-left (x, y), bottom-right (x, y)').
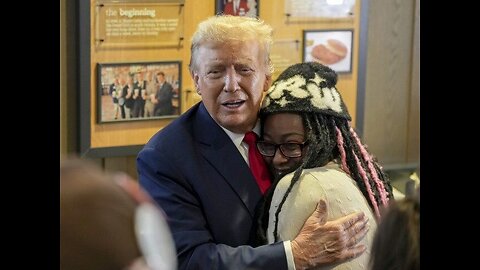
top-left (284, 0), bottom-right (356, 20)
top-left (77, 0), bottom-right (187, 158)
top-left (97, 61), bottom-right (181, 123)
top-left (215, 0), bottom-right (259, 17)
top-left (303, 29), bottom-right (353, 73)
top-left (93, 0), bottom-right (186, 50)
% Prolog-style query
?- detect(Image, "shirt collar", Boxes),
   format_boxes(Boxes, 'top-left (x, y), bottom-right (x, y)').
top-left (219, 120), bottom-right (261, 148)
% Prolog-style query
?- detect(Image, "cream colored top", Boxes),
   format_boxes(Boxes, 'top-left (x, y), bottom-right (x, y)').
top-left (267, 164), bottom-right (377, 270)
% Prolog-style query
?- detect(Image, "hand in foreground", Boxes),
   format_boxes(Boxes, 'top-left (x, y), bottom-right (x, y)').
top-left (291, 200), bottom-right (369, 270)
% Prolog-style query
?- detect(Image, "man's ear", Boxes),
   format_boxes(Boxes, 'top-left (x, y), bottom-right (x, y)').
top-left (191, 70), bottom-right (201, 95)
top-left (263, 74), bottom-right (272, 92)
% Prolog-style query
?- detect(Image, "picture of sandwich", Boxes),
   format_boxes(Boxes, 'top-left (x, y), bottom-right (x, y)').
top-left (303, 30), bottom-right (353, 73)
top-left (310, 39), bottom-right (348, 65)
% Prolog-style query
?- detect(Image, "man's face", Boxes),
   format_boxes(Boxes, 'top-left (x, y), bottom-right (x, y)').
top-left (157, 74), bottom-right (165, 83)
top-left (262, 113), bottom-right (306, 179)
top-left (191, 40), bottom-right (271, 134)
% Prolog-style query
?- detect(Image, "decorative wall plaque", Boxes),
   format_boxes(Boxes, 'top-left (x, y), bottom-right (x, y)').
top-left (285, 0), bottom-right (355, 21)
top-left (95, 0), bottom-right (185, 49)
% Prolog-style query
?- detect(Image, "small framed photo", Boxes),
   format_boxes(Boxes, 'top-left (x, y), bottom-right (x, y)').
top-left (215, 0), bottom-right (259, 17)
top-left (303, 29), bottom-right (353, 73)
top-left (97, 61), bottom-right (181, 123)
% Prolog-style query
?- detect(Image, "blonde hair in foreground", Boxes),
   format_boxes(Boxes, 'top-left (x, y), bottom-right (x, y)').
top-left (189, 15), bottom-right (274, 75)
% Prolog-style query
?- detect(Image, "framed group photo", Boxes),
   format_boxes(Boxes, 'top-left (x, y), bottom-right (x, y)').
top-left (97, 61), bottom-right (181, 123)
top-left (215, 0), bottom-right (259, 17)
top-left (303, 29), bottom-right (353, 73)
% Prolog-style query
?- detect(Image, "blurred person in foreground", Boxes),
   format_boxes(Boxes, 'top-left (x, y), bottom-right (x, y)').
top-left (369, 186), bottom-right (420, 270)
top-left (137, 15), bottom-right (369, 270)
top-left (60, 159), bottom-right (177, 270)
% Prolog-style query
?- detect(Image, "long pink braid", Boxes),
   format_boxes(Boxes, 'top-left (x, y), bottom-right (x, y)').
top-left (350, 126), bottom-right (389, 206)
top-left (352, 150), bottom-right (381, 218)
top-left (335, 126), bottom-right (350, 175)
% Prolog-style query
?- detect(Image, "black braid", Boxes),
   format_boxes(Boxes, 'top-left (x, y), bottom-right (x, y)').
top-left (272, 162), bottom-right (305, 242)
top-left (254, 169), bottom-right (285, 246)
top-left (373, 160), bottom-right (394, 200)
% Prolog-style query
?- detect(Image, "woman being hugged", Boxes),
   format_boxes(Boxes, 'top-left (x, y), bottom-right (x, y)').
top-left (257, 62), bottom-right (394, 269)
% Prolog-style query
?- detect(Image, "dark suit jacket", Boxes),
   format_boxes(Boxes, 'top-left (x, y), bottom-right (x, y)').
top-left (138, 102), bottom-right (287, 270)
top-left (154, 82), bottom-right (173, 116)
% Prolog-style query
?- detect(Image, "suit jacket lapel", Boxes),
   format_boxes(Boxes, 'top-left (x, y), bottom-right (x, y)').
top-left (194, 103), bottom-right (262, 217)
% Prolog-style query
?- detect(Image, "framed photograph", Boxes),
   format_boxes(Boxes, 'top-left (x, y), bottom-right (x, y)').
top-left (215, 0), bottom-right (259, 17)
top-left (97, 61), bottom-right (181, 123)
top-left (303, 29), bottom-right (353, 73)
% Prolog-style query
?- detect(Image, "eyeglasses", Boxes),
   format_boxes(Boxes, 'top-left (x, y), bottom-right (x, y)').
top-left (256, 141), bottom-right (307, 158)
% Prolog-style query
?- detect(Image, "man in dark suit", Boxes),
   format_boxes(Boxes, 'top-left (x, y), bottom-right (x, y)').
top-left (153, 71), bottom-right (174, 116)
top-left (137, 15), bottom-right (369, 270)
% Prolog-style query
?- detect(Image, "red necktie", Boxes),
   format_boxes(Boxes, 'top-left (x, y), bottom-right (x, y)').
top-left (243, 131), bottom-right (271, 194)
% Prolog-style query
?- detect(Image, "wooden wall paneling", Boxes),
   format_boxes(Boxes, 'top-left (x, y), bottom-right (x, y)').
top-left (126, 155), bottom-right (139, 180)
top-left (104, 156), bottom-right (128, 174)
top-left (363, 0), bottom-right (416, 166)
top-left (182, 0), bottom-right (213, 109)
top-left (407, 0), bottom-right (420, 164)
top-left (86, 157), bottom-right (104, 168)
top-left (103, 156), bottom-right (138, 179)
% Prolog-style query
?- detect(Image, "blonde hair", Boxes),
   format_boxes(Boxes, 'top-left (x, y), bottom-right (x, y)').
top-left (189, 15), bottom-right (274, 75)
